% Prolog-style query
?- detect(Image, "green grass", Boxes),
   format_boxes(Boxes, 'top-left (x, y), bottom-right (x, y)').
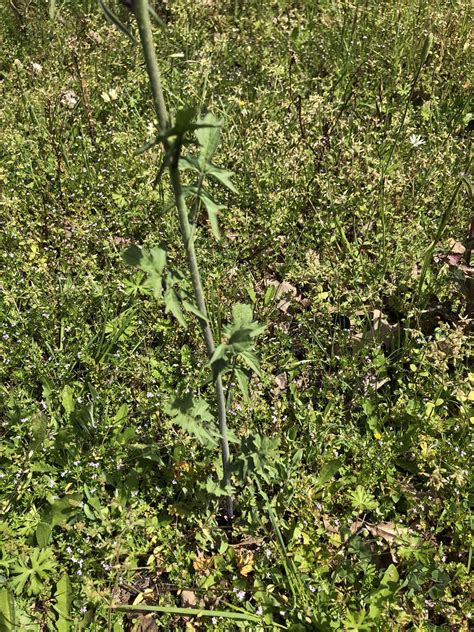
top-left (0, 0), bottom-right (472, 630)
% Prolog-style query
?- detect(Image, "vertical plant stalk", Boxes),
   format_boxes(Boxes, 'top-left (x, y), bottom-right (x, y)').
top-left (414, 175), bottom-right (464, 307)
top-left (134, 0), bottom-right (233, 518)
top-left (465, 215), bottom-right (474, 320)
top-left (71, 44), bottom-right (96, 142)
top-left (379, 33), bottom-right (433, 269)
top-left (48, 0), bottom-right (56, 20)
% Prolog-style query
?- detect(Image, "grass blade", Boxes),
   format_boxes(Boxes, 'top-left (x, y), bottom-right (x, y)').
top-left (110, 603), bottom-right (261, 622)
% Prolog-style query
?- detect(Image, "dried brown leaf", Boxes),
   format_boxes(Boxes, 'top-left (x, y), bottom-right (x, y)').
top-left (366, 521), bottom-right (411, 543)
top-left (180, 589), bottom-right (197, 607)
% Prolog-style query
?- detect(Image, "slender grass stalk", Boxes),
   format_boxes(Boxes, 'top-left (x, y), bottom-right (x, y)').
top-left (379, 33), bottom-right (433, 269)
top-left (384, 33), bottom-right (433, 174)
top-left (110, 603), bottom-right (261, 623)
top-left (48, 0), bottom-right (56, 20)
top-left (414, 174), bottom-right (465, 306)
top-left (133, 0), bottom-right (233, 518)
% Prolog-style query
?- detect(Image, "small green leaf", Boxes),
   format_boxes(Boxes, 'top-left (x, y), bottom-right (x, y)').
top-left (381, 564), bottom-right (399, 587)
top-left (291, 448), bottom-right (304, 468)
top-left (182, 300), bottom-right (208, 323)
top-left (114, 404), bottom-right (129, 424)
top-left (263, 284), bottom-right (277, 306)
top-left (174, 107), bottom-right (198, 134)
top-left (206, 164), bottom-right (238, 193)
top-left (171, 108), bottom-right (217, 138)
top-left (166, 394), bottom-right (219, 448)
top-left (54, 574), bottom-right (72, 632)
top-left (247, 285), bottom-right (257, 304)
top-left (195, 113), bottom-right (222, 167)
top-left (30, 413), bottom-right (48, 452)
top-left (164, 287), bottom-right (186, 328)
top-left (235, 367), bottom-right (250, 402)
top-left (35, 522), bottom-right (52, 548)
top-left (349, 485), bottom-right (378, 511)
top-left (318, 458), bottom-right (343, 486)
top-left (144, 272), bottom-right (163, 299)
top-left (148, 246), bottom-right (167, 275)
top-left (122, 244), bottom-right (143, 267)
top-left (199, 191), bottom-right (224, 240)
top-left (210, 304), bottom-right (263, 381)
top-left (206, 478), bottom-right (234, 498)
top-left (178, 155), bottom-right (201, 173)
top-left (0, 589), bottom-right (15, 631)
top-left (240, 350), bottom-right (262, 377)
top-left (61, 385), bottom-right (74, 417)
top-left (83, 504), bottom-right (96, 521)
top-left (231, 303), bottom-right (255, 329)
top-left (42, 494), bottom-right (83, 529)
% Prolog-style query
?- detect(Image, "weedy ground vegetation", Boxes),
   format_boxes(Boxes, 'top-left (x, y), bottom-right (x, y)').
top-left (0, 0), bottom-right (472, 630)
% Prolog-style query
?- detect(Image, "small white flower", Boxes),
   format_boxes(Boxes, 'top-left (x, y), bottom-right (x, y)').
top-left (60, 89), bottom-right (78, 109)
top-left (409, 133), bottom-right (425, 148)
top-left (102, 88), bottom-right (118, 103)
top-left (31, 62), bottom-right (43, 75)
top-left (236, 590), bottom-right (246, 600)
top-left (256, 606), bottom-right (263, 615)
top-left (146, 121), bottom-right (157, 136)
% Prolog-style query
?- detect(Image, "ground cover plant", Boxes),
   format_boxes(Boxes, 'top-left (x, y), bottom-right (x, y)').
top-left (0, 0), bottom-right (472, 630)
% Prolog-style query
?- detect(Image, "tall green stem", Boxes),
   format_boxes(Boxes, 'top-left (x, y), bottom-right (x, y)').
top-left (134, 0), bottom-right (233, 518)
